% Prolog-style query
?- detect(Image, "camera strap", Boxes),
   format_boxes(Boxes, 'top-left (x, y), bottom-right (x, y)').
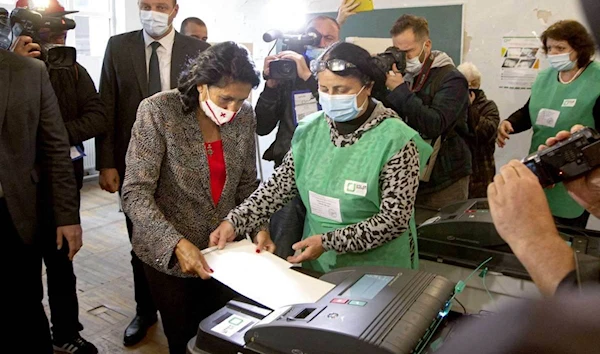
top-left (411, 54), bottom-right (435, 93)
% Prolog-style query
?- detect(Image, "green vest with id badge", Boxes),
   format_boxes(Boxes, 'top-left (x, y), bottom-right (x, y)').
top-left (291, 108), bottom-right (433, 273)
top-left (529, 62), bottom-right (600, 218)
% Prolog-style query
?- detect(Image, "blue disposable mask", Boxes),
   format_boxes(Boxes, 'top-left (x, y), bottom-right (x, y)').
top-left (319, 86), bottom-right (367, 122)
top-left (547, 52), bottom-right (576, 72)
top-left (305, 46), bottom-right (326, 61)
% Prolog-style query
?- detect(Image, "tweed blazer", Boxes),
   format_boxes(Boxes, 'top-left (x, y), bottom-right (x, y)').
top-left (122, 90), bottom-right (260, 277)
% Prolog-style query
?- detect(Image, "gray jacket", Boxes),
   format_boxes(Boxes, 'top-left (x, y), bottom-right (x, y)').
top-left (122, 90), bottom-right (261, 277)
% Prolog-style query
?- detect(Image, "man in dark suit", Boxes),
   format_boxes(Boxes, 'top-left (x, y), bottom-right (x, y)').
top-left (95, 0), bottom-right (210, 346)
top-left (0, 50), bottom-right (82, 354)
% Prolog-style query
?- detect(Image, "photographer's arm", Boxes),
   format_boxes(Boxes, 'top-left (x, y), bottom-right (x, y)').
top-left (387, 72), bottom-right (468, 139)
top-left (10, 35), bottom-right (41, 58)
top-left (64, 63), bottom-right (109, 145)
top-left (488, 161), bottom-right (575, 296)
top-left (255, 86), bottom-right (283, 136)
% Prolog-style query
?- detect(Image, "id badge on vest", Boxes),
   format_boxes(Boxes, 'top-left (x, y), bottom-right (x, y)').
top-left (536, 108), bottom-right (561, 128)
top-left (292, 90), bottom-right (320, 126)
top-left (308, 191), bottom-right (342, 223)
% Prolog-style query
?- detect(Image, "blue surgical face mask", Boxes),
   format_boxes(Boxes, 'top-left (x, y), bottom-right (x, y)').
top-left (319, 86), bottom-right (367, 122)
top-left (305, 45), bottom-right (326, 61)
top-left (547, 52), bottom-right (576, 72)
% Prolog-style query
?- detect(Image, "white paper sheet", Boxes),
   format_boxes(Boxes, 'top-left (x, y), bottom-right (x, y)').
top-left (203, 240), bottom-right (335, 310)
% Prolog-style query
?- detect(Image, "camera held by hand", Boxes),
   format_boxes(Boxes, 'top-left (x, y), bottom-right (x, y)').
top-left (1, 7), bottom-right (77, 67)
top-left (372, 46), bottom-right (407, 75)
top-left (263, 28), bottom-right (322, 80)
top-left (523, 127), bottom-right (600, 187)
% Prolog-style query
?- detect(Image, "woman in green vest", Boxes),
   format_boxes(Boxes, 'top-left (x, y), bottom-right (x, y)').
top-left (497, 20), bottom-right (600, 228)
top-left (210, 42), bottom-right (432, 273)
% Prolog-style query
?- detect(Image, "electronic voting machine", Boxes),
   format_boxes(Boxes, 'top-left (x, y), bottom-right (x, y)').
top-left (187, 266), bottom-right (455, 354)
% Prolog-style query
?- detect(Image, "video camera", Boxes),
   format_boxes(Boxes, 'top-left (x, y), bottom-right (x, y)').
top-left (263, 28), bottom-right (322, 80)
top-left (0, 7), bottom-right (76, 67)
top-left (522, 127), bottom-right (600, 188)
top-left (372, 46), bottom-right (407, 75)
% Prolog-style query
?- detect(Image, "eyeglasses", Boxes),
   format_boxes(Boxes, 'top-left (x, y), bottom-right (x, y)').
top-left (310, 59), bottom-right (358, 74)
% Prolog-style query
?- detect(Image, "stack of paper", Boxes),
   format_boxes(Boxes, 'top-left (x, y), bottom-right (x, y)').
top-left (203, 240), bottom-right (335, 310)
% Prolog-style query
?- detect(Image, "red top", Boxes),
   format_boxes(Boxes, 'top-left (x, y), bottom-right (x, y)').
top-left (205, 140), bottom-right (226, 206)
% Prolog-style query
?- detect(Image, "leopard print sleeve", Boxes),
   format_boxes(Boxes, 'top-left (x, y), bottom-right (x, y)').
top-left (321, 141), bottom-right (420, 253)
top-left (225, 151), bottom-right (299, 236)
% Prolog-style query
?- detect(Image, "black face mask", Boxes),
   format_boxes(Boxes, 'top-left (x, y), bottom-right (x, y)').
top-left (469, 88), bottom-right (482, 96)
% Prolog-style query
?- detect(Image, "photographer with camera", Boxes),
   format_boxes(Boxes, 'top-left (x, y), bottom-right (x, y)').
top-left (9, 1), bottom-right (107, 353)
top-left (256, 15), bottom-right (341, 259)
top-left (385, 15), bottom-right (472, 224)
top-left (0, 37), bottom-right (81, 354)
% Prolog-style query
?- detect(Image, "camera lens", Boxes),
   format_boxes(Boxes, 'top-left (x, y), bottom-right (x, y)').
top-left (281, 62), bottom-right (294, 74)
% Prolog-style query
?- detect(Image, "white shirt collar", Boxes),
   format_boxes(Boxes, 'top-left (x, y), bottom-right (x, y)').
top-left (143, 27), bottom-right (176, 53)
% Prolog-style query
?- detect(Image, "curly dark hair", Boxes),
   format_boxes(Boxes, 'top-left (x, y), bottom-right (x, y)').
top-left (320, 42), bottom-right (388, 99)
top-left (178, 41), bottom-right (260, 114)
top-left (541, 20), bottom-right (596, 68)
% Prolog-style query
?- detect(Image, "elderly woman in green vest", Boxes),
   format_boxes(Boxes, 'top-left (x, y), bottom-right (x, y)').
top-left (497, 20), bottom-right (600, 228)
top-left (209, 42), bottom-right (432, 273)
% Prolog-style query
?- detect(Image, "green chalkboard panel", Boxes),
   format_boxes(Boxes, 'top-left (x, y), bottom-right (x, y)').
top-left (310, 5), bottom-right (463, 64)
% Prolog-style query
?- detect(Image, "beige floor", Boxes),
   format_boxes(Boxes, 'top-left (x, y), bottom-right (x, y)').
top-left (42, 181), bottom-right (169, 353)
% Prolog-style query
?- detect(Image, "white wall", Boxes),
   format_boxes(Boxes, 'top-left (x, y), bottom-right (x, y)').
top-left (120, 0), bottom-right (592, 179)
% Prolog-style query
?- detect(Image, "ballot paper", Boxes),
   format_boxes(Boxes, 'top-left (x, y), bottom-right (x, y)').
top-left (203, 240), bottom-right (335, 310)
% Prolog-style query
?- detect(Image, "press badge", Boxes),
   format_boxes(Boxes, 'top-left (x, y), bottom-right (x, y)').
top-left (292, 90), bottom-right (319, 125)
top-left (536, 108), bottom-right (561, 128)
top-left (309, 191), bottom-right (342, 223)
top-left (70, 146), bottom-right (86, 161)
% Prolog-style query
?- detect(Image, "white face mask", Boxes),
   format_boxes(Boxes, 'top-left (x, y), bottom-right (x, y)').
top-left (405, 42), bottom-right (426, 75)
top-left (547, 52), bottom-right (576, 72)
top-left (140, 10), bottom-right (172, 38)
top-left (200, 88), bottom-right (240, 126)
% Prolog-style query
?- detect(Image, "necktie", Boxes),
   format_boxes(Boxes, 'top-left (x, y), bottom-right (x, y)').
top-left (148, 41), bottom-right (162, 96)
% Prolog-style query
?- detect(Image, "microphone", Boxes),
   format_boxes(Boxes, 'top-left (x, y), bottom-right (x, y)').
top-left (263, 29), bottom-right (283, 43)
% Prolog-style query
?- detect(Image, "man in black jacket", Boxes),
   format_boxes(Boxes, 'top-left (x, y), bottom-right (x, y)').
top-left (96, 0), bottom-right (210, 346)
top-left (385, 15), bottom-right (472, 224)
top-left (0, 49), bottom-right (81, 354)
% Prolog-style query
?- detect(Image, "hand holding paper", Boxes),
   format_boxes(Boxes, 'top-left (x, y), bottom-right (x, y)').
top-left (175, 238), bottom-right (213, 279)
top-left (210, 221), bottom-right (237, 249)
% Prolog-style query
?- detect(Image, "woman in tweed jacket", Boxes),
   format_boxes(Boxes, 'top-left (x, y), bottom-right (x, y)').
top-left (121, 42), bottom-right (272, 354)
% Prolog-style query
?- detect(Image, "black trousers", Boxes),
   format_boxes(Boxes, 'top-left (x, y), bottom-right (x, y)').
top-left (40, 158), bottom-right (85, 341)
top-left (120, 182), bottom-right (157, 317)
top-left (143, 263), bottom-right (236, 354)
top-left (42, 227), bottom-right (83, 341)
top-left (1, 199), bottom-right (53, 354)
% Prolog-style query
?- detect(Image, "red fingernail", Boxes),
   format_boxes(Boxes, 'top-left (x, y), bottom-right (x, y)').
top-left (210, 268), bottom-right (214, 273)
top-left (256, 249), bottom-right (261, 253)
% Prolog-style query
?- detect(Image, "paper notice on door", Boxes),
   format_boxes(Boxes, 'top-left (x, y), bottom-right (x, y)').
top-left (203, 240), bottom-right (335, 310)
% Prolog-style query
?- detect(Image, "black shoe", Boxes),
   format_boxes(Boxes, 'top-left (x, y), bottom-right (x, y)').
top-left (53, 334), bottom-right (98, 354)
top-left (123, 314), bottom-right (158, 347)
